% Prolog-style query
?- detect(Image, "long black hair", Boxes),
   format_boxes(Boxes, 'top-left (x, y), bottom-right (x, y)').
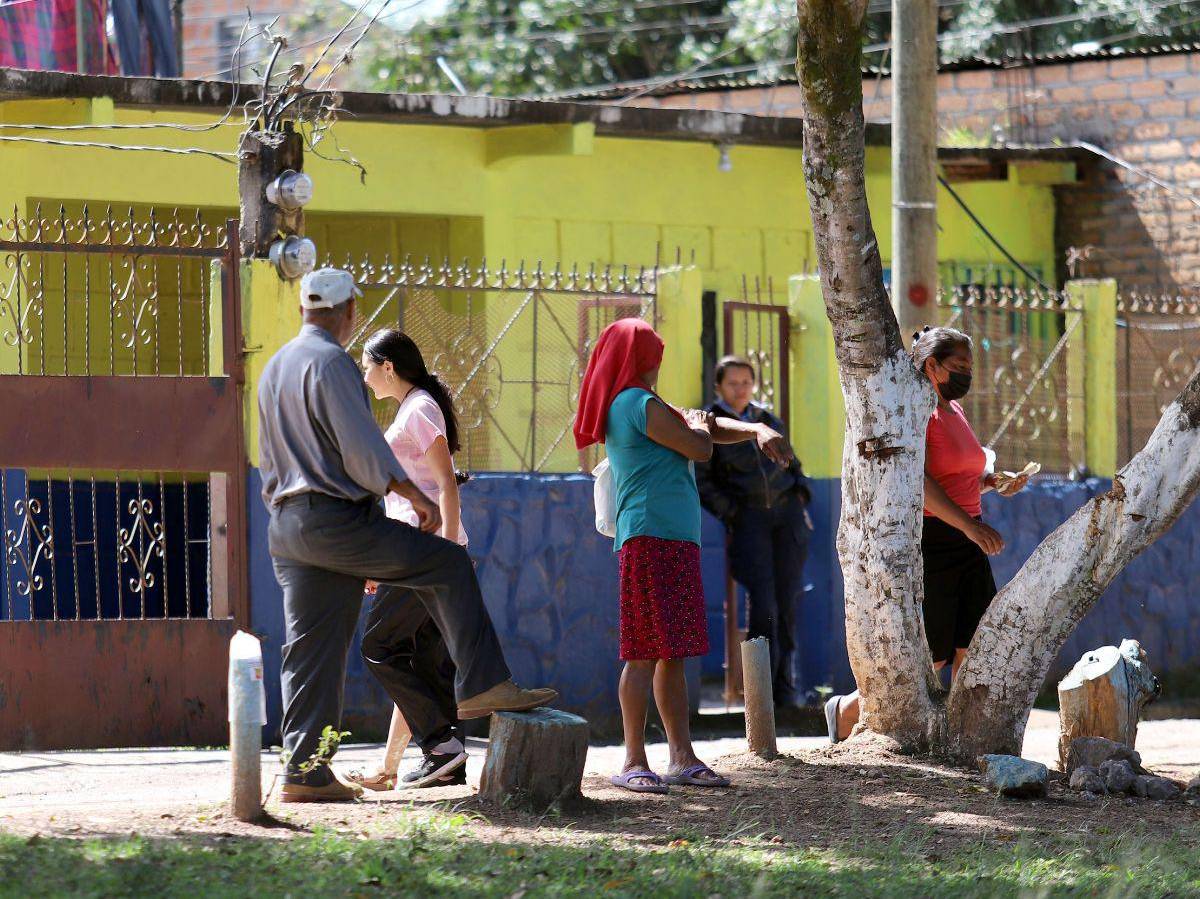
top-left (364, 328), bottom-right (462, 455)
top-left (911, 325), bottom-right (972, 373)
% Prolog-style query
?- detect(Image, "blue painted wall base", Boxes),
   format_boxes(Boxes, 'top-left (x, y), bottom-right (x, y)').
top-left (248, 471), bottom-right (698, 744)
top-left (247, 470), bottom-right (1200, 744)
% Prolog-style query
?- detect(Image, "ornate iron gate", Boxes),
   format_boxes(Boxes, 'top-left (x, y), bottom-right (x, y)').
top-left (343, 257), bottom-right (658, 474)
top-left (938, 285), bottom-right (1085, 476)
top-left (1116, 290), bottom-right (1200, 468)
top-left (0, 207), bottom-right (248, 750)
top-left (721, 284), bottom-right (791, 431)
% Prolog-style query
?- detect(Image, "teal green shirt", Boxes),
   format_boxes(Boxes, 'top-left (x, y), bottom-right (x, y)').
top-left (605, 387), bottom-right (701, 551)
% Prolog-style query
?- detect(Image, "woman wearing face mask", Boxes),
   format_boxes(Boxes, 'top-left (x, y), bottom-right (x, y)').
top-left (823, 326), bottom-right (1030, 743)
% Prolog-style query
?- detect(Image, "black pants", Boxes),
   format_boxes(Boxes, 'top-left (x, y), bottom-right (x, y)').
top-left (362, 584), bottom-right (461, 751)
top-left (921, 515), bottom-right (997, 666)
top-left (268, 493), bottom-right (510, 772)
top-left (728, 494), bottom-right (809, 702)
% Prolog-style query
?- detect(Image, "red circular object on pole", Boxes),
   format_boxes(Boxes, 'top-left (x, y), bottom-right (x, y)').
top-left (908, 283), bottom-right (930, 307)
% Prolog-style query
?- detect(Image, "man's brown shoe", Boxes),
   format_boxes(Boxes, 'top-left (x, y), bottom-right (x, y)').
top-left (280, 768), bottom-right (364, 803)
top-left (457, 680), bottom-right (557, 720)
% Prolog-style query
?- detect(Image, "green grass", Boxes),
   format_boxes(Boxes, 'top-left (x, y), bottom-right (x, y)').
top-left (1, 816), bottom-right (1197, 898)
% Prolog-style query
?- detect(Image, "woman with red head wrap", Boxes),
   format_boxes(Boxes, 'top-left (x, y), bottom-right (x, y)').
top-left (575, 318), bottom-right (791, 792)
top-left (573, 318), bottom-right (681, 449)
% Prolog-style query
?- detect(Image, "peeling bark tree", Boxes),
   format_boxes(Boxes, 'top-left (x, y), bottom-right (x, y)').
top-left (795, 0), bottom-right (1200, 762)
top-left (795, 0), bottom-right (940, 749)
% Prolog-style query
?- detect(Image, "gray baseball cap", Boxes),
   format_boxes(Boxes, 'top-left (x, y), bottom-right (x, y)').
top-left (299, 267), bottom-right (363, 309)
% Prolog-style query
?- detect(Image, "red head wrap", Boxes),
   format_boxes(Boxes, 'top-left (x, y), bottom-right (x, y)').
top-left (573, 318), bottom-right (680, 449)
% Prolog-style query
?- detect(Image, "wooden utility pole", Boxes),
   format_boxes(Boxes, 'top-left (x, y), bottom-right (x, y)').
top-left (237, 122), bottom-right (305, 258)
top-left (891, 0), bottom-right (939, 336)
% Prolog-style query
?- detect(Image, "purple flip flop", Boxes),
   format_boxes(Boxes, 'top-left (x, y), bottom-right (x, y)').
top-left (610, 769), bottom-right (669, 794)
top-left (663, 764), bottom-right (731, 788)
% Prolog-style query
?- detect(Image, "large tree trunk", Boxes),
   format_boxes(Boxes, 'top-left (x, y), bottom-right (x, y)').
top-left (794, 0), bottom-right (1200, 761)
top-left (795, 0), bottom-right (941, 749)
top-left (946, 378), bottom-right (1200, 761)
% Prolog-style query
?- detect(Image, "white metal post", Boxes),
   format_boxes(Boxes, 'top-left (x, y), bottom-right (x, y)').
top-left (229, 629), bottom-right (266, 821)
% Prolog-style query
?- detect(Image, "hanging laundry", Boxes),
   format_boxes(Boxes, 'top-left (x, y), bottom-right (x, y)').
top-left (111, 0), bottom-right (178, 77)
top-left (0, 0), bottom-right (116, 73)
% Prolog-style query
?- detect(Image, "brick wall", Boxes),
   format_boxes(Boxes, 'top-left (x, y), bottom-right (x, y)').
top-left (645, 51), bottom-right (1200, 287)
top-left (181, 1), bottom-right (284, 79)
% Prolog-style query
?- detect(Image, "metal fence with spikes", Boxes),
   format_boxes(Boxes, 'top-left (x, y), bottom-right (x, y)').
top-left (2, 204), bottom-right (229, 254)
top-left (1116, 288), bottom-right (1200, 468)
top-left (335, 254), bottom-right (661, 298)
top-left (937, 284), bottom-right (1085, 476)
top-left (340, 253), bottom-right (660, 473)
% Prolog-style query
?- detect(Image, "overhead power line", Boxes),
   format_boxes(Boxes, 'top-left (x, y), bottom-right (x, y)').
top-left (314, 0), bottom-right (404, 91)
top-left (188, 7), bottom-right (729, 80)
top-left (388, 0), bottom-right (715, 30)
top-left (937, 0), bottom-right (1200, 46)
top-left (536, 0), bottom-right (1199, 101)
top-left (188, 21), bottom-right (372, 79)
top-left (184, 0), bottom-right (1200, 101)
top-left (384, 14), bottom-right (742, 56)
top-left (615, 21), bottom-right (787, 104)
top-left (188, 0), bottom-right (428, 80)
top-left (186, 0), bottom-right (954, 70)
top-left (529, 54), bottom-right (793, 100)
top-left (0, 135), bottom-right (237, 162)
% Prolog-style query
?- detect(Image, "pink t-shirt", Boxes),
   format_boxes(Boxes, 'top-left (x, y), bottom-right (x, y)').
top-left (383, 389), bottom-right (468, 546)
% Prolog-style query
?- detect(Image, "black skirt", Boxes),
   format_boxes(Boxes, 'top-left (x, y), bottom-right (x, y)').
top-left (921, 515), bottom-right (997, 665)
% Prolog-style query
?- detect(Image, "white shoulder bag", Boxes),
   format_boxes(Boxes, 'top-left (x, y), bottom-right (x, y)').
top-left (592, 457), bottom-right (617, 538)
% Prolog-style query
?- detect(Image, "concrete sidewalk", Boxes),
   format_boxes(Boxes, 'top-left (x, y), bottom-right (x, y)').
top-left (0, 735), bottom-right (787, 819)
top-left (2, 711), bottom-right (1196, 830)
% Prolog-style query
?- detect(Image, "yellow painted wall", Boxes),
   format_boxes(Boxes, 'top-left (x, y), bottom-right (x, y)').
top-left (0, 101), bottom-right (1059, 295)
top-left (0, 97), bottom-right (1065, 473)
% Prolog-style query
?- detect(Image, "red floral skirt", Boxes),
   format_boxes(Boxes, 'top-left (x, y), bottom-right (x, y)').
top-left (617, 535), bottom-right (709, 661)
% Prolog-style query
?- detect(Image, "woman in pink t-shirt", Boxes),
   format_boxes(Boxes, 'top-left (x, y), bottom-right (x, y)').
top-left (824, 326), bottom-right (1031, 743)
top-left (351, 328), bottom-right (471, 791)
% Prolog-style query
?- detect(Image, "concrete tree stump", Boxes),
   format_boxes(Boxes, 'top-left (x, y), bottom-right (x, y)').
top-left (1057, 638), bottom-right (1159, 770)
top-left (479, 709), bottom-right (588, 812)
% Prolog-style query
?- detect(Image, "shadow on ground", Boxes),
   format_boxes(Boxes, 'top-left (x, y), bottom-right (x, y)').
top-left (2, 742), bottom-right (1198, 897)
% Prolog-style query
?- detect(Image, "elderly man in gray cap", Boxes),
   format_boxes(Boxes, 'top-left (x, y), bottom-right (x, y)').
top-left (258, 267), bottom-right (556, 803)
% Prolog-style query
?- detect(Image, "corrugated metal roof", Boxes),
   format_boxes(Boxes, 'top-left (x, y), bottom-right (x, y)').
top-left (556, 38), bottom-right (1200, 101)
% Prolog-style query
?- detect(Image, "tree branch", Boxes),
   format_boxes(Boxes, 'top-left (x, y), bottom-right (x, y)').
top-left (947, 363), bottom-right (1200, 760)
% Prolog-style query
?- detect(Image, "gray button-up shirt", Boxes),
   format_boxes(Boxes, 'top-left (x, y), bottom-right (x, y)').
top-left (258, 324), bottom-right (407, 508)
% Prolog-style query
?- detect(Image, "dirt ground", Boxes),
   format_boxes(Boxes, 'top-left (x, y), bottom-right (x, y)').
top-left (1, 710), bottom-right (1197, 850)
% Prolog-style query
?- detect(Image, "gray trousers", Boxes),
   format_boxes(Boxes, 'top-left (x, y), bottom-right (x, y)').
top-left (268, 493), bottom-right (510, 771)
